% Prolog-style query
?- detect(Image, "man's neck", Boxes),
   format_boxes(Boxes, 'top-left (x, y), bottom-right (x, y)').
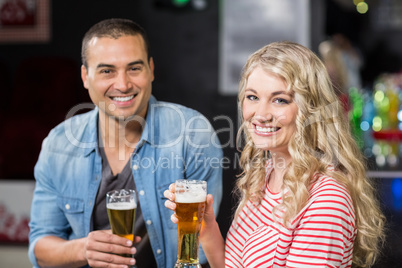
top-left (98, 113), bottom-right (145, 174)
top-left (99, 112), bottom-right (144, 146)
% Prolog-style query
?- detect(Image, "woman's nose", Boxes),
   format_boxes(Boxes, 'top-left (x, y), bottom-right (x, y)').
top-left (254, 102), bottom-right (274, 122)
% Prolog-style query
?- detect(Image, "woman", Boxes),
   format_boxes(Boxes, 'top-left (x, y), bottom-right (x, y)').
top-left (165, 41), bottom-right (385, 267)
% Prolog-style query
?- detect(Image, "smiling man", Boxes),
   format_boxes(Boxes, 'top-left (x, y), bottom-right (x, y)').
top-left (28, 18), bottom-right (223, 268)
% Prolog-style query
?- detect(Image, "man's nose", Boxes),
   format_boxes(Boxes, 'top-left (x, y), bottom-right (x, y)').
top-left (114, 72), bottom-right (131, 91)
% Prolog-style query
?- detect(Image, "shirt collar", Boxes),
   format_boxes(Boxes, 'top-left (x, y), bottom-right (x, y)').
top-left (139, 95), bottom-right (157, 147)
top-left (83, 95), bottom-right (158, 156)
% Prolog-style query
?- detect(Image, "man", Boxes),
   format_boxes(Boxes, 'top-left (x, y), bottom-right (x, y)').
top-left (28, 18), bottom-right (223, 268)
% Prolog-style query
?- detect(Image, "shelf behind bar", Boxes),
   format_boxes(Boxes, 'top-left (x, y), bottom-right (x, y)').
top-left (367, 171), bottom-right (402, 178)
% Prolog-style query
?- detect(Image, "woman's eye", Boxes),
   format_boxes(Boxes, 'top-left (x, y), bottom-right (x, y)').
top-left (246, 95), bottom-right (258, 101)
top-left (274, 98), bottom-right (290, 104)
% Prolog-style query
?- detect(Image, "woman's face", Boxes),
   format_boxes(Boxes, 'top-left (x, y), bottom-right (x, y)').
top-left (242, 67), bottom-right (298, 154)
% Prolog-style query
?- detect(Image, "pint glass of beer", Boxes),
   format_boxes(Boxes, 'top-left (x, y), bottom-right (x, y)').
top-left (106, 189), bottom-right (137, 258)
top-left (174, 180), bottom-right (207, 268)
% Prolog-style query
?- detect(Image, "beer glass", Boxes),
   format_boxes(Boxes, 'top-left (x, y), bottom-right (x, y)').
top-left (174, 180), bottom-right (207, 268)
top-left (106, 189), bottom-right (137, 259)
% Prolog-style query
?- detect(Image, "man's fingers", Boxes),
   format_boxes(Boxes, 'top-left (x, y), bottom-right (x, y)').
top-left (87, 251), bottom-right (136, 268)
top-left (134, 236), bottom-right (142, 243)
top-left (87, 241), bottom-right (136, 256)
top-left (88, 231), bottom-right (132, 247)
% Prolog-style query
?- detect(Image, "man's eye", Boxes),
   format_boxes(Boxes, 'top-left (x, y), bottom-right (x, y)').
top-left (130, 66), bottom-right (141, 71)
top-left (100, 69), bottom-right (111, 74)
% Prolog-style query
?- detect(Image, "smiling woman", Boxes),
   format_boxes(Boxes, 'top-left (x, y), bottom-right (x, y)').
top-left (165, 41), bottom-right (386, 268)
top-left (231, 41), bottom-right (386, 268)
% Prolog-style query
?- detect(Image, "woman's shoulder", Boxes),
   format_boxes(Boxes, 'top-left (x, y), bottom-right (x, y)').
top-left (309, 172), bottom-right (354, 210)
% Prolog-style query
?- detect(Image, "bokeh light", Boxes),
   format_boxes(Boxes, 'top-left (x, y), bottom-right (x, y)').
top-left (374, 90), bottom-right (385, 102)
top-left (391, 179), bottom-right (402, 211)
top-left (353, 0), bottom-right (364, 5)
top-left (356, 2), bottom-right (369, 14)
top-left (373, 116), bottom-right (382, 131)
top-left (360, 121), bottom-right (370, 131)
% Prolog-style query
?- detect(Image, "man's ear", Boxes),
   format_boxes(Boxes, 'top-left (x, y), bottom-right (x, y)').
top-left (149, 57), bottom-right (155, 82)
top-left (81, 65), bottom-right (89, 89)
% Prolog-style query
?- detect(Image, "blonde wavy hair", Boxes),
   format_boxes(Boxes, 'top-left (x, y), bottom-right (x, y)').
top-left (235, 41), bottom-right (385, 267)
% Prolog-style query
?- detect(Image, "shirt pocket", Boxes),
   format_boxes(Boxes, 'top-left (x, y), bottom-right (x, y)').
top-left (57, 196), bottom-right (85, 232)
top-left (157, 182), bottom-right (177, 230)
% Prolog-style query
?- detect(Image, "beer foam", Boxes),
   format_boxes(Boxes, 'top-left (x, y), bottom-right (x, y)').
top-left (176, 192), bottom-right (206, 203)
top-left (107, 202), bottom-right (137, 210)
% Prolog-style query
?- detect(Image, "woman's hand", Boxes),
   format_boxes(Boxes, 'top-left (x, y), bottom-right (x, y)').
top-left (200, 194), bottom-right (216, 233)
top-left (164, 183), bottom-right (178, 223)
top-left (164, 182), bottom-right (224, 268)
top-left (164, 183), bottom-right (216, 228)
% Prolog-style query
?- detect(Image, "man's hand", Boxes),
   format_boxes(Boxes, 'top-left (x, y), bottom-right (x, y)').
top-left (85, 230), bottom-right (141, 268)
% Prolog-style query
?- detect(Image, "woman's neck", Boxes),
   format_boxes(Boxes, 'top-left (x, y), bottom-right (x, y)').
top-left (268, 151), bottom-right (292, 193)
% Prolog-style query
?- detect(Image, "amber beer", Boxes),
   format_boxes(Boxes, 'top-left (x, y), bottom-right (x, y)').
top-left (106, 189), bottom-right (137, 259)
top-left (107, 202), bottom-right (137, 241)
top-left (175, 180), bottom-right (207, 268)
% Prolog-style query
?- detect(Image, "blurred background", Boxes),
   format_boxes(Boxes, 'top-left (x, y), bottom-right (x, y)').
top-left (0, 0), bottom-right (402, 267)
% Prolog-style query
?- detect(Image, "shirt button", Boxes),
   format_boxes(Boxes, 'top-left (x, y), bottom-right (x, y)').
top-left (146, 220), bottom-right (152, 225)
top-left (139, 190), bottom-right (145, 196)
top-left (65, 204), bottom-right (70, 210)
top-left (156, 249), bottom-right (162, 254)
top-left (132, 164), bottom-right (139, 170)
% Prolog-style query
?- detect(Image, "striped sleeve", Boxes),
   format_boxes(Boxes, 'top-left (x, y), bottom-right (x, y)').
top-left (286, 177), bottom-right (356, 268)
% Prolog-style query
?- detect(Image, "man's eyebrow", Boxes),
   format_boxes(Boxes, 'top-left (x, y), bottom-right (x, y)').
top-left (127, 60), bottom-right (145, 66)
top-left (96, 63), bottom-right (115, 69)
top-left (96, 60), bottom-right (145, 69)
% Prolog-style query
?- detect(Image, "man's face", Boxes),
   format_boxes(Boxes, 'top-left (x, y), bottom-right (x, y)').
top-left (81, 35), bottom-right (154, 121)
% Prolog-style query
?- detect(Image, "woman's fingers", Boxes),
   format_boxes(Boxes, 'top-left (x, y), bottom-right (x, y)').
top-left (164, 199), bottom-right (176, 211)
top-left (203, 194), bottom-right (216, 222)
top-left (163, 183), bottom-right (175, 201)
top-left (170, 213), bottom-right (179, 224)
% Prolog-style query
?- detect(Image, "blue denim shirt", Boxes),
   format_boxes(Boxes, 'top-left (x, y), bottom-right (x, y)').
top-left (28, 96), bottom-right (223, 268)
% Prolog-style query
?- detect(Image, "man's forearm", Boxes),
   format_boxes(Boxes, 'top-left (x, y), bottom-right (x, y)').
top-left (35, 236), bottom-right (87, 268)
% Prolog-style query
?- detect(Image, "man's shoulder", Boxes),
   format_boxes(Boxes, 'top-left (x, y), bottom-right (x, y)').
top-left (150, 99), bottom-right (204, 120)
top-left (150, 100), bottom-right (214, 134)
top-left (44, 109), bottom-right (97, 151)
top-left (146, 98), bottom-right (220, 148)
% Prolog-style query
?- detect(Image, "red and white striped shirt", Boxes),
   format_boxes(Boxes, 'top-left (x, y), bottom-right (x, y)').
top-left (225, 161), bottom-right (356, 268)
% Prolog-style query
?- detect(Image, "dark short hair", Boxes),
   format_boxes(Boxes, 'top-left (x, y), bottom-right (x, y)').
top-left (81, 18), bottom-right (151, 67)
